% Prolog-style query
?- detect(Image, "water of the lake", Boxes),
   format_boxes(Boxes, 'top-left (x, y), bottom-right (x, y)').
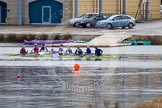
top-left (0, 46), bottom-right (162, 108)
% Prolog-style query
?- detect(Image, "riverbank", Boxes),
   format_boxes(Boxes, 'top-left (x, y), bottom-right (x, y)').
top-left (0, 20), bottom-right (162, 47)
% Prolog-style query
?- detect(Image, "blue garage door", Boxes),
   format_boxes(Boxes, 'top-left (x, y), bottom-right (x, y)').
top-left (29, 0), bottom-right (63, 24)
top-left (0, 1), bottom-right (7, 23)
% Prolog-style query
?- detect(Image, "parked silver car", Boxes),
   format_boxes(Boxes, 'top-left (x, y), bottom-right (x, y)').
top-left (96, 15), bottom-right (136, 29)
top-left (68, 13), bottom-right (98, 27)
top-left (79, 13), bottom-right (113, 28)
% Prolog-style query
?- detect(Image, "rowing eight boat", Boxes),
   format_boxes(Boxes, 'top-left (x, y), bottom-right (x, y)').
top-left (7, 53), bottom-right (120, 60)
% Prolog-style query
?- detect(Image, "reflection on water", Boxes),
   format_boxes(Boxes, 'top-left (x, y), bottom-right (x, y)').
top-left (1, 64), bottom-right (162, 108)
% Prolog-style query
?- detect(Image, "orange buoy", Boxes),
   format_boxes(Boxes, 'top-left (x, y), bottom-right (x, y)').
top-left (74, 63), bottom-right (80, 71)
top-left (74, 63), bottom-right (80, 74)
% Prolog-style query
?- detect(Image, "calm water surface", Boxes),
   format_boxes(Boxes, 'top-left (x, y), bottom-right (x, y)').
top-left (0, 46), bottom-right (162, 108)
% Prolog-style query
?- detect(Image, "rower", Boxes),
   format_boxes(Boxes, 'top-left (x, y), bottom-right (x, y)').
top-left (40, 44), bottom-right (49, 53)
top-left (86, 45), bottom-right (91, 55)
top-left (95, 47), bottom-right (103, 56)
top-left (65, 46), bottom-right (72, 54)
top-left (51, 45), bottom-right (59, 58)
top-left (31, 43), bottom-right (39, 54)
top-left (20, 46), bottom-right (28, 55)
top-left (58, 44), bottom-right (64, 55)
top-left (75, 46), bottom-right (83, 57)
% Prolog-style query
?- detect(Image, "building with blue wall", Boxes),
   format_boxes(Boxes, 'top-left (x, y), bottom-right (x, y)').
top-left (0, 0), bottom-right (72, 25)
top-left (0, 1), bottom-right (7, 24)
top-left (0, 0), bottom-right (161, 25)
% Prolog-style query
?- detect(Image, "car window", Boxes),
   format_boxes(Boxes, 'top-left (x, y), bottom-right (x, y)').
top-left (84, 14), bottom-right (91, 18)
top-left (113, 16), bottom-right (122, 20)
top-left (84, 14), bottom-right (97, 18)
top-left (122, 16), bottom-right (131, 19)
top-left (94, 16), bottom-right (102, 20)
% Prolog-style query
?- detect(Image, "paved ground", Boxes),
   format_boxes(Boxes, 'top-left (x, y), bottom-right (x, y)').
top-left (0, 19), bottom-right (162, 46)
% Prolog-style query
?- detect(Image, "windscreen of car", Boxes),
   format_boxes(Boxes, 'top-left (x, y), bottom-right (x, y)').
top-left (103, 13), bottom-right (113, 19)
top-left (107, 15), bottom-right (118, 20)
top-left (78, 14), bottom-right (86, 18)
top-left (102, 14), bottom-right (112, 19)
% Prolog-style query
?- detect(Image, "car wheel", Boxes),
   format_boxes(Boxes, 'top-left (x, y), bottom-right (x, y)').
top-left (128, 23), bottom-right (134, 29)
top-left (73, 21), bottom-right (80, 27)
top-left (106, 23), bottom-right (112, 29)
top-left (86, 23), bottom-right (91, 28)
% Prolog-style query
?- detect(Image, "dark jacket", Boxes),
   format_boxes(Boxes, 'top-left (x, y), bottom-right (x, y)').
top-left (86, 47), bottom-right (91, 55)
top-left (40, 46), bottom-right (48, 52)
top-left (75, 48), bottom-right (83, 55)
top-left (95, 48), bottom-right (103, 56)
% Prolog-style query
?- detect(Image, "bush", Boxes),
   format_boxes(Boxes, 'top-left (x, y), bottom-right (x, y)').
top-left (55, 34), bottom-right (72, 40)
top-left (0, 34), bottom-right (3, 41)
top-left (6, 34), bottom-right (16, 42)
top-left (132, 97), bottom-right (162, 108)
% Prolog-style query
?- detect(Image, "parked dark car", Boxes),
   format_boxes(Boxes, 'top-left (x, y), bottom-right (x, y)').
top-left (79, 13), bottom-right (113, 28)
